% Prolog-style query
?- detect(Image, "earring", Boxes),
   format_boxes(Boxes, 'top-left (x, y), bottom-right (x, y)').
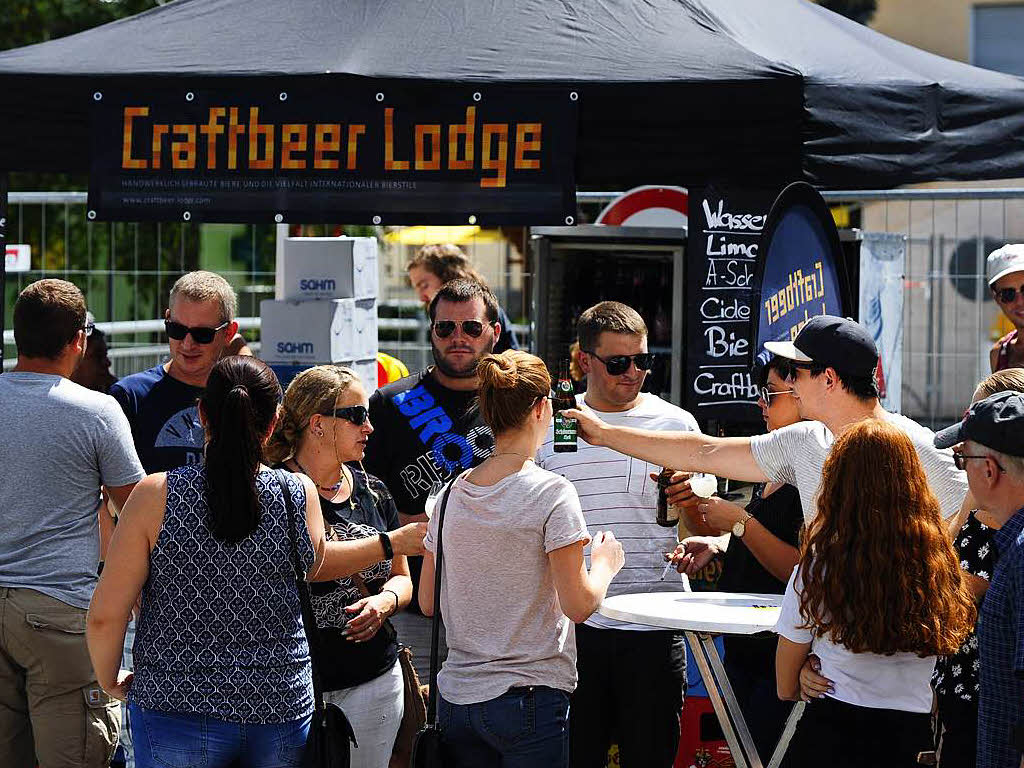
top-left (315, 429), bottom-right (324, 438)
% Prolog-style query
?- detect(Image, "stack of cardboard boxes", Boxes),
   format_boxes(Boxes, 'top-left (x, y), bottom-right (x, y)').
top-left (261, 236), bottom-right (379, 392)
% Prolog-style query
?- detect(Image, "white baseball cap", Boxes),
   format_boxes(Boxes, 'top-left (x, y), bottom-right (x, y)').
top-left (986, 244), bottom-right (1024, 285)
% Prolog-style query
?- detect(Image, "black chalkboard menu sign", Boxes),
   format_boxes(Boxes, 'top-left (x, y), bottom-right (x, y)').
top-left (685, 183), bottom-right (777, 425)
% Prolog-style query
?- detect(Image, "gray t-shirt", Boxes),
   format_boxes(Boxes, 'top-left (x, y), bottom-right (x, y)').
top-left (749, 413), bottom-right (967, 525)
top-left (0, 372), bottom-right (145, 608)
top-left (424, 462), bottom-right (590, 705)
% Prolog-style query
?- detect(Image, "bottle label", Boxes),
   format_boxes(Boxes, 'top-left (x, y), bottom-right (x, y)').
top-left (554, 413), bottom-right (577, 444)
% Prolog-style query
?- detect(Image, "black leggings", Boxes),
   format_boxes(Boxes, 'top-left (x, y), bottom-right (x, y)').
top-left (783, 695), bottom-right (932, 768)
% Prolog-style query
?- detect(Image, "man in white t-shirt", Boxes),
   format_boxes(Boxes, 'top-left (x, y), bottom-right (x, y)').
top-left (569, 315), bottom-right (968, 535)
top-left (538, 301), bottom-right (700, 768)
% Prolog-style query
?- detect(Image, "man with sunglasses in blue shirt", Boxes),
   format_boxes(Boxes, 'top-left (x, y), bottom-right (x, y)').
top-left (111, 271), bottom-right (240, 474)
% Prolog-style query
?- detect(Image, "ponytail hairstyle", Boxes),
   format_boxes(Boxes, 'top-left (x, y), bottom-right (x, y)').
top-left (201, 356), bottom-right (283, 543)
top-left (265, 364), bottom-right (359, 465)
top-left (476, 350), bottom-right (552, 434)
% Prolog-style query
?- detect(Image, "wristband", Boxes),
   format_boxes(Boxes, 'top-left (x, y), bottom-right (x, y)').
top-left (379, 531), bottom-right (394, 560)
top-left (382, 588), bottom-right (400, 615)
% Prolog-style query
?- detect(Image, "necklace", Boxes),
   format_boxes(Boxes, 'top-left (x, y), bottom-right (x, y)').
top-left (292, 456), bottom-right (344, 494)
top-left (490, 451), bottom-right (535, 462)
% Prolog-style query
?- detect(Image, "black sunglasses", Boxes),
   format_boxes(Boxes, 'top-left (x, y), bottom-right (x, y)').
top-left (584, 350), bottom-right (655, 376)
top-left (83, 321), bottom-right (95, 338)
top-left (953, 451), bottom-right (1006, 473)
top-left (432, 319), bottom-right (493, 339)
top-left (994, 283), bottom-right (1024, 305)
top-left (165, 319), bottom-right (230, 344)
top-left (321, 405), bottom-right (370, 426)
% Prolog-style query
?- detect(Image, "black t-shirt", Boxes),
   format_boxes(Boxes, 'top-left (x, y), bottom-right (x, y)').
top-left (718, 483), bottom-right (803, 669)
top-left (363, 368), bottom-right (495, 611)
top-left (110, 364), bottom-right (205, 473)
top-left (276, 463), bottom-right (402, 692)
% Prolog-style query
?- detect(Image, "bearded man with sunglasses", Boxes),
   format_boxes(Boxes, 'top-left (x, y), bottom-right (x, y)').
top-left (536, 301), bottom-right (701, 768)
top-left (362, 278), bottom-right (500, 674)
top-left (111, 271), bottom-right (240, 473)
top-left (987, 244), bottom-right (1024, 373)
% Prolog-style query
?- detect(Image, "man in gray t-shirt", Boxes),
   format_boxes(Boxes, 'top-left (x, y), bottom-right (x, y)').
top-left (0, 280), bottom-right (144, 768)
top-left (569, 315), bottom-right (968, 533)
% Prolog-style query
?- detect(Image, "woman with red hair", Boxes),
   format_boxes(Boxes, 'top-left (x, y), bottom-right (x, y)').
top-left (775, 418), bottom-right (975, 767)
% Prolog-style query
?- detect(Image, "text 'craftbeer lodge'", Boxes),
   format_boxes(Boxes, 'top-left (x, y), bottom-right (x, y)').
top-left (120, 105), bottom-right (542, 189)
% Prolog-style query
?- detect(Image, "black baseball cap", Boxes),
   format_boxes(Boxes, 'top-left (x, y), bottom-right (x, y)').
top-left (934, 390), bottom-right (1024, 456)
top-left (763, 315), bottom-right (878, 377)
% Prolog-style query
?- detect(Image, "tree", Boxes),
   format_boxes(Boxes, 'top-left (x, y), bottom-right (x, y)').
top-left (818, 0), bottom-right (877, 25)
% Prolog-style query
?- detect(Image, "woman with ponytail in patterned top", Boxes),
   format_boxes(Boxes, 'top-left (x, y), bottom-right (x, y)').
top-left (86, 357), bottom-right (426, 768)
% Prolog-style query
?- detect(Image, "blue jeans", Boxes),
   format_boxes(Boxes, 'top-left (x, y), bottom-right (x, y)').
top-left (439, 686), bottom-right (570, 768)
top-left (128, 702), bottom-right (311, 768)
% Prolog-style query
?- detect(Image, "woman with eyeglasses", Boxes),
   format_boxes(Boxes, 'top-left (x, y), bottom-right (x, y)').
top-left (776, 419), bottom-right (974, 768)
top-left (419, 350), bottom-right (624, 768)
top-left (987, 245), bottom-right (1024, 372)
top-left (265, 364), bottom-right (428, 768)
top-left (87, 356), bottom-right (426, 768)
top-left (668, 354), bottom-right (804, 759)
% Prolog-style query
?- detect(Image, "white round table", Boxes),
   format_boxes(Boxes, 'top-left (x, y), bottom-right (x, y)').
top-left (598, 591), bottom-right (782, 634)
top-left (598, 591), bottom-right (797, 768)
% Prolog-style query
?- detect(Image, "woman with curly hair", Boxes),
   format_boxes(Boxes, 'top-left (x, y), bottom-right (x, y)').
top-left (775, 418), bottom-right (975, 768)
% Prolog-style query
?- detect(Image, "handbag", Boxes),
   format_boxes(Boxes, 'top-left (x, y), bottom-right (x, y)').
top-left (409, 474), bottom-right (462, 768)
top-left (276, 470), bottom-right (358, 768)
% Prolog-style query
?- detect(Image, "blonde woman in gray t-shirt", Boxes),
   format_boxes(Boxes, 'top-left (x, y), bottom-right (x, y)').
top-left (420, 350), bottom-right (625, 768)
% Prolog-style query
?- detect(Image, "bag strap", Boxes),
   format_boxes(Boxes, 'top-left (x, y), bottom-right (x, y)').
top-left (425, 472), bottom-right (464, 725)
top-left (275, 469), bottom-right (327, 720)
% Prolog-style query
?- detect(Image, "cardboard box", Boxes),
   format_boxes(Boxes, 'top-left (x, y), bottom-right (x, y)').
top-left (276, 236), bottom-right (379, 301)
top-left (260, 298), bottom-right (378, 365)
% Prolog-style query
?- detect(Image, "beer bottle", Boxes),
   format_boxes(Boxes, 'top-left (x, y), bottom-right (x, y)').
top-left (553, 360), bottom-right (578, 453)
top-left (656, 468), bottom-right (679, 527)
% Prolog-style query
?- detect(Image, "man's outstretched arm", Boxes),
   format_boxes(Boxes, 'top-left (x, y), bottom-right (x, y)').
top-left (564, 405), bottom-right (769, 483)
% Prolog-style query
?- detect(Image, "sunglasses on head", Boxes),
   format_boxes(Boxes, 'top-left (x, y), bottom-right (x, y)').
top-left (320, 405), bottom-right (370, 426)
top-left (164, 319), bottom-right (230, 344)
top-left (431, 319), bottom-right (492, 339)
top-left (993, 283), bottom-right (1024, 305)
top-left (584, 350), bottom-right (655, 376)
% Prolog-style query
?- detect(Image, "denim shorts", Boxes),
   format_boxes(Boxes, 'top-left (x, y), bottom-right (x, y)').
top-left (128, 702), bottom-right (311, 768)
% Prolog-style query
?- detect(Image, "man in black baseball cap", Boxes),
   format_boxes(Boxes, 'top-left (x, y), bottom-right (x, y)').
top-left (935, 391), bottom-right (1024, 768)
top-left (763, 315), bottom-right (880, 422)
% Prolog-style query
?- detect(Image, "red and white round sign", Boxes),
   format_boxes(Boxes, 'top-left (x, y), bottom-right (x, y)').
top-left (595, 185), bottom-right (688, 228)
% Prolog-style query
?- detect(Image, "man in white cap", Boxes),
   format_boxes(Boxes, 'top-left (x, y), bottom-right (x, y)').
top-left (988, 244), bottom-right (1024, 372)
top-left (567, 315), bottom-right (969, 540)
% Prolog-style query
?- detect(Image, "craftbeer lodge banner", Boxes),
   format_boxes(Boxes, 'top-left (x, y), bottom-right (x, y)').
top-left (750, 181), bottom-right (852, 367)
top-left (88, 82), bottom-right (578, 224)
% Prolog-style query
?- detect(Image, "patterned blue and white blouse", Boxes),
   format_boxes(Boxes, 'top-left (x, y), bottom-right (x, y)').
top-left (129, 466), bottom-right (315, 723)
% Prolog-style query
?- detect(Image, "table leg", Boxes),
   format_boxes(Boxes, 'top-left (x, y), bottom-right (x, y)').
top-left (698, 633), bottom-right (765, 768)
top-left (683, 631), bottom-right (762, 768)
top-left (767, 700), bottom-right (805, 768)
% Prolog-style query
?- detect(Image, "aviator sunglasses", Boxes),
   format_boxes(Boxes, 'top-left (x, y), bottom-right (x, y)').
top-left (320, 405), bottom-right (370, 426)
top-left (759, 386), bottom-right (795, 404)
top-left (431, 319), bottom-right (493, 339)
top-left (164, 319), bottom-right (230, 344)
top-left (993, 283), bottom-right (1024, 305)
top-left (584, 350), bottom-right (655, 376)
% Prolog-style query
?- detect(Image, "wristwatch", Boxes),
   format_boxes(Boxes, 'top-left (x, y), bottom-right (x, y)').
top-left (379, 531), bottom-right (394, 559)
top-left (732, 514), bottom-right (754, 538)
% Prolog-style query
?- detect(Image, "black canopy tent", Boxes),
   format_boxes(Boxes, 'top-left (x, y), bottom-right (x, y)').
top-left (1, 0), bottom-right (1024, 190)
top-left (2, 0), bottom-right (1024, 366)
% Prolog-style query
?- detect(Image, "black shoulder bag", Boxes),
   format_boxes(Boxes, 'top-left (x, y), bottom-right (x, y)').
top-left (410, 474), bottom-right (462, 768)
top-left (275, 469), bottom-right (357, 768)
